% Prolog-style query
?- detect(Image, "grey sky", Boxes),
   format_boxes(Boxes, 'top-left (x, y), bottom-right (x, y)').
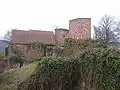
top-left (0, 0), bottom-right (120, 37)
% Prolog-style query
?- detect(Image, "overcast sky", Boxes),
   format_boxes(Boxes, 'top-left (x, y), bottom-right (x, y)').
top-left (0, 0), bottom-right (120, 37)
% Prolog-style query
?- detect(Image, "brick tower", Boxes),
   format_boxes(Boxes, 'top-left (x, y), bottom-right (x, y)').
top-left (69, 18), bottom-right (91, 40)
top-left (54, 28), bottom-right (69, 45)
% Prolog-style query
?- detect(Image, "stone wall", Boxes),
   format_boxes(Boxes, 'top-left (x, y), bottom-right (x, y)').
top-left (13, 44), bottom-right (45, 63)
top-left (8, 44), bottom-right (54, 63)
top-left (69, 18), bottom-right (91, 40)
top-left (55, 28), bottom-right (69, 45)
top-left (7, 18), bottom-right (91, 63)
top-left (0, 57), bottom-right (8, 73)
top-left (54, 18), bottom-right (91, 45)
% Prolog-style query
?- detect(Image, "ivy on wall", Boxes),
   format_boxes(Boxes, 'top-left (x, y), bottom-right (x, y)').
top-left (18, 40), bottom-right (120, 90)
top-left (26, 41), bottom-right (55, 57)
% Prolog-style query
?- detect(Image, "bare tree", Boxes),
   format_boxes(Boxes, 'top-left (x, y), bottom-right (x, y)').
top-left (94, 15), bottom-right (119, 43)
top-left (114, 21), bottom-right (120, 41)
top-left (3, 30), bottom-right (11, 41)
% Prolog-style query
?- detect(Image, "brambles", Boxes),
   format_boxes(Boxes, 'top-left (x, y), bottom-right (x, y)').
top-left (18, 57), bottom-right (80, 90)
top-left (18, 42), bottom-right (120, 90)
top-left (1, 39), bottom-right (120, 90)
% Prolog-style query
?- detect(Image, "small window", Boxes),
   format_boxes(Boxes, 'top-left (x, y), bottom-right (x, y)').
top-left (63, 35), bottom-right (65, 38)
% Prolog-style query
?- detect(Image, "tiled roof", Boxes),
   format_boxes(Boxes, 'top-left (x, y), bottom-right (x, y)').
top-left (12, 30), bottom-right (55, 45)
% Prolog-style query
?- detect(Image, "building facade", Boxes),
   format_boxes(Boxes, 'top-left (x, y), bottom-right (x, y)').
top-left (69, 18), bottom-right (91, 39)
top-left (7, 18), bottom-right (91, 63)
top-left (54, 18), bottom-right (91, 45)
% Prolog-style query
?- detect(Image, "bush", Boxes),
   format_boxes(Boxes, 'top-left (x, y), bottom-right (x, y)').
top-left (8, 54), bottom-right (24, 68)
top-left (18, 57), bottom-right (80, 90)
top-left (63, 38), bottom-right (109, 56)
top-left (77, 46), bottom-right (120, 89)
top-left (0, 52), bottom-right (4, 57)
top-left (18, 39), bottom-right (120, 90)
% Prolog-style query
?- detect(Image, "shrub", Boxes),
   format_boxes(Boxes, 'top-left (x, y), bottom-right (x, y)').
top-left (18, 57), bottom-right (80, 90)
top-left (77, 46), bottom-right (120, 89)
top-left (18, 39), bottom-right (120, 90)
top-left (63, 38), bottom-right (109, 56)
top-left (8, 54), bottom-right (24, 68)
top-left (0, 52), bottom-right (4, 57)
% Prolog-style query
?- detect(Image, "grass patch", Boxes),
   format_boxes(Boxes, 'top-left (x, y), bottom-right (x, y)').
top-left (0, 62), bottom-right (38, 90)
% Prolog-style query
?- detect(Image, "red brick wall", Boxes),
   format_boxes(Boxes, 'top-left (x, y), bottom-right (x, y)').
top-left (55, 29), bottom-right (69, 45)
top-left (69, 18), bottom-right (91, 40)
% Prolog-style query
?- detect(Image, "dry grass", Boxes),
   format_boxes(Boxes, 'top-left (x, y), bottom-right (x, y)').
top-left (0, 62), bottom-right (38, 90)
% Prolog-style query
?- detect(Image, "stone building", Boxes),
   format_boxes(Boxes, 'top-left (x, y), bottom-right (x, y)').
top-left (69, 18), bottom-right (91, 39)
top-left (55, 28), bottom-right (69, 45)
top-left (10, 30), bottom-right (55, 63)
top-left (54, 18), bottom-right (91, 45)
top-left (6, 18), bottom-right (91, 63)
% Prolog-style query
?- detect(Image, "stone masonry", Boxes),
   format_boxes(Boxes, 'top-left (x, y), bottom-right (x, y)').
top-left (55, 28), bottom-right (69, 45)
top-left (55, 18), bottom-right (91, 45)
top-left (69, 18), bottom-right (91, 39)
top-left (8, 18), bottom-right (91, 63)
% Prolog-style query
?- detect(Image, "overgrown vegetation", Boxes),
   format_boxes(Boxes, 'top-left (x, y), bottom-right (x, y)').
top-left (17, 39), bottom-right (120, 90)
top-left (63, 38), bottom-right (108, 56)
top-left (1, 39), bottom-right (120, 90)
top-left (0, 62), bottom-right (38, 90)
top-left (26, 41), bottom-right (54, 57)
top-left (78, 46), bottom-right (120, 89)
top-left (8, 45), bottom-right (25, 68)
top-left (0, 52), bottom-right (4, 57)
top-left (18, 57), bottom-right (80, 90)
